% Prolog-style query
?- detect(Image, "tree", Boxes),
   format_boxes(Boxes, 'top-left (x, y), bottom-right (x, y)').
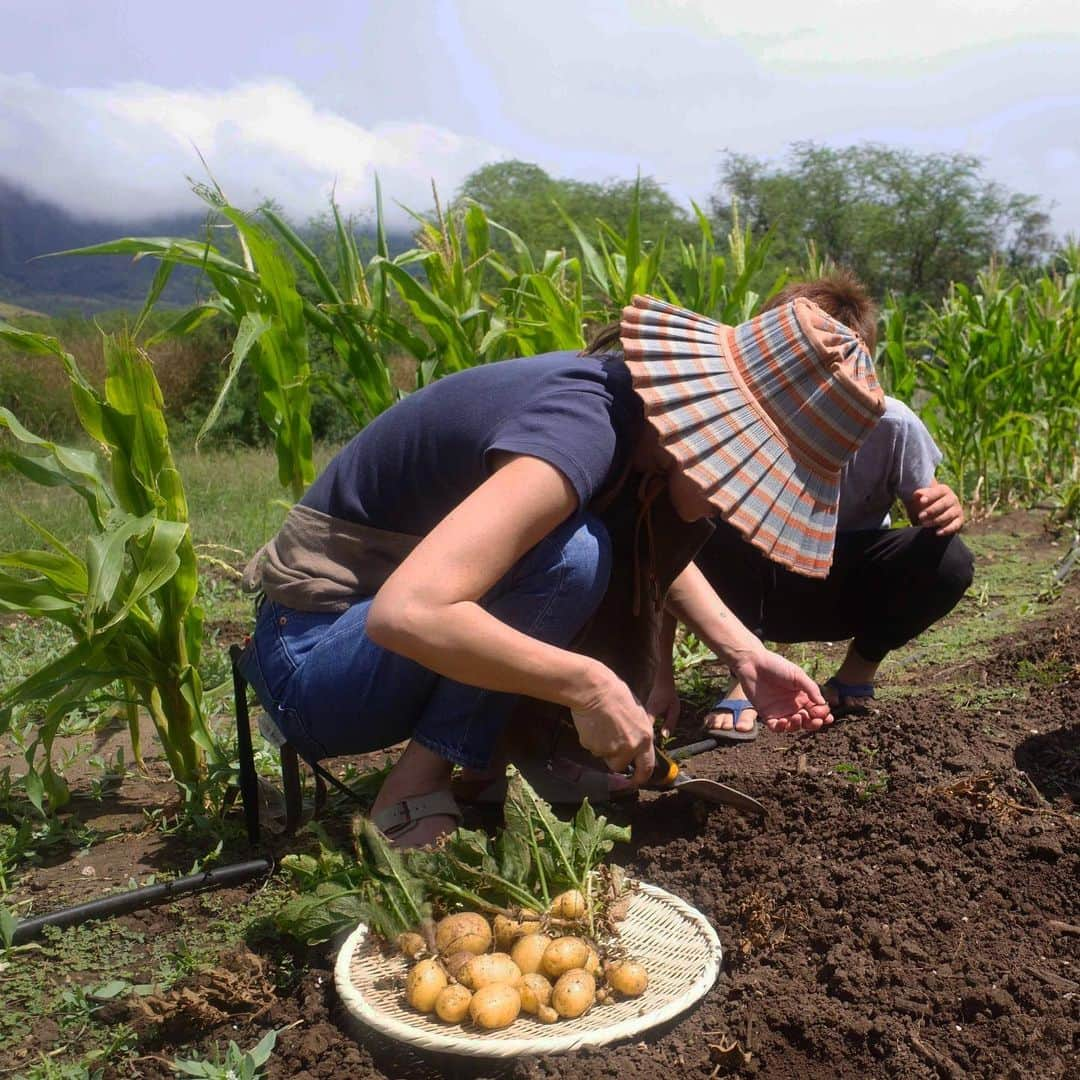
top-left (712, 144), bottom-right (1053, 300)
top-left (455, 161), bottom-right (692, 261)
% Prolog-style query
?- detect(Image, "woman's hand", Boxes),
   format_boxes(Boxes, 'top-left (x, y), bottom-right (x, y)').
top-left (570, 665), bottom-right (656, 785)
top-left (731, 647), bottom-right (834, 733)
top-left (908, 481), bottom-right (964, 536)
top-left (645, 664), bottom-right (681, 739)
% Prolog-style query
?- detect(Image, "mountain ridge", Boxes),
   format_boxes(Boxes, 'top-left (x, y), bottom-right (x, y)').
top-left (0, 179), bottom-right (416, 316)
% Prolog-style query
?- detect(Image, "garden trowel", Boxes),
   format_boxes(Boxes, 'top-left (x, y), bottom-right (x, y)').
top-left (643, 744), bottom-right (767, 819)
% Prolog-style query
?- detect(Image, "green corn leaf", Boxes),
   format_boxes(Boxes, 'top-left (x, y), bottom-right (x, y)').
top-left (0, 549), bottom-right (88, 595)
top-left (145, 302), bottom-right (223, 346)
top-left (464, 204), bottom-right (491, 264)
top-left (195, 311), bottom-right (272, 446)
top-left (488, 218), bottom-right (536, 274)
top-left (15, 513), bottom-right (82, 563)
top-left (98, 519), bottom-right (187, 632)
top-left (84, 513), bottom-right (155, 632)
top-left (0, 321), bottom-right (69, 360)
top-left (133, 259), bottom-right (175, 338)
top-left (264, 206), bottom-right (342, 305)
top-left (0, 568), bottom-right (81, 618)
top-left (0, 639), bottom-right (116, 709)
top-left (22, 766), bottom-right (45, 816)
top-left (0, 408), bottom-right (113, 524)
top-left (331, 200), bottom-right (363, 305)
top-left (556, 204), bottom-right (608, 296)
top-left (47, 236), bottom-right (259, 284)
top-left (378, 260), bottom-right (475, 372)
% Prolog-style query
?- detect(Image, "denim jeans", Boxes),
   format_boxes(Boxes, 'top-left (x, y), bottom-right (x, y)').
top-left (238, 512), bottom-right (611, 769)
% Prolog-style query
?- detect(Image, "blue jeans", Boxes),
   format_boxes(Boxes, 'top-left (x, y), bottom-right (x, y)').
top-left (238, 513), bottom-right (611, 769)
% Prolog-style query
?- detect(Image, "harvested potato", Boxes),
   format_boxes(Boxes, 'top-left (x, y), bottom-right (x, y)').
top-left (541, 936), bottom-right (591, 979)
top-left (435, 912), bottom-right (492, 956)
top-left (549, 889), bottom-right (586, 920)
top-left (552, 968), bottom-right (596, 1019)
top-left (510, 932), bottom-right (550, 976)
top-left (469, 983), bottom-right (521, 1030)
top-left (537, 1004), bottom-right (559, 1024)
top-left (434, 983), bottom-right (472, 1023)
top-left (518, 972), bottom-right (553, 1014)
top-left (492, 914), bottom-right (519, 951)
top-left (584, 946), bottom-right (601, 975)
top-left (606, 959), bottom-right (649, 998)
top-left (396, 932), bottom-right (425, 960)
top-left (461, 952), bottom-right (522, 990)
top-left (442, 951), bottom-right (473, 982)
top-left (405, 959), bottom-right (448, 1014)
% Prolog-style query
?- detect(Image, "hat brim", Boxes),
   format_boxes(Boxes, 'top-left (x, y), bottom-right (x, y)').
top-left (620, 299), bottom-right (842, 578)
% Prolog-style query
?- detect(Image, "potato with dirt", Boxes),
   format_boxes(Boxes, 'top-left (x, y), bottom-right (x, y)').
top-left (460, 952), bottom-right (522, 990)
top-left (469, 983), bottom-right (521, 1029)
top-left (396, 932), bottom-right (426, 959)
top-left (541, 936), bottom-right (592, 979)
top-left (493, 911), bottom-right (542, 949)
top-left (435, 912), bottom-right (492, 956)
top-left (548, 889), bottom-right (586, 920)
top-left (552, 968), bottom-right (596, 1018)
top-left (442, 950), bottom-right (475, 982)
top-left (434, 983), bottom-right (472, 1023)
top-left (518, 972), bottom-right (553, 1014)
top-left (510, 932), bottom-right (550, 975)
top-left (405, 958), bottom-right (448, 1013)
top-left (605, 959), bottom-right (648, 997)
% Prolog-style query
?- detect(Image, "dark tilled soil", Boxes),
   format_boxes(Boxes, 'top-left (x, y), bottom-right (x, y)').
top-left (5, 555), bottom-right (1078, 1079)
top-left (99, 608), bottom-right (1077, 1080)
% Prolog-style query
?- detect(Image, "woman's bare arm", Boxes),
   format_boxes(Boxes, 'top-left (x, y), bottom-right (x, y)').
top-left (665, 561), bottom-right (832, 731)
top-left (367, 454), bottom-right (656, 780)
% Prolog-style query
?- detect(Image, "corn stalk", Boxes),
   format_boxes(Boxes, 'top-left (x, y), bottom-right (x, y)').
top-left (0, 323), bottom-right (217, 811)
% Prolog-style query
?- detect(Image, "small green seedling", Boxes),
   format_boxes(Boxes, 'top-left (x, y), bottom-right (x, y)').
top-left (169, 1026), bottom-right (281, 1079)
top-left (834, 762), bottom-right (889, 802)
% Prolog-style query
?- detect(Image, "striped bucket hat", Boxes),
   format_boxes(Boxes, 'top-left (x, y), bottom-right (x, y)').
top-left (620, 294), bottom-right (885, 578)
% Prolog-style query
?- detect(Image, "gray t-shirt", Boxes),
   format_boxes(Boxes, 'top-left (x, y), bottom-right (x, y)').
top-left (838, 396), bottom-right (942, 532)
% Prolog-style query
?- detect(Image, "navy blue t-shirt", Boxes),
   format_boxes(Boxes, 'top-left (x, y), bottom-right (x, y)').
top-left (300, 351), bottom-right (643, 536)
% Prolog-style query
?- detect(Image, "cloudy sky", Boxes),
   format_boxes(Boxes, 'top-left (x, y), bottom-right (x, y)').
top-left (2, 0), bottom-right (1079, 233)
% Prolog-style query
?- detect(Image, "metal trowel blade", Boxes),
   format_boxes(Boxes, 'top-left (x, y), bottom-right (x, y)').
top-left (670, 773), bottom-right (767, 818)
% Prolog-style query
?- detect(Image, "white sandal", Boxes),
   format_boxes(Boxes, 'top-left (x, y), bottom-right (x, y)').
top-left (370, 790), bottom-right (463, 844)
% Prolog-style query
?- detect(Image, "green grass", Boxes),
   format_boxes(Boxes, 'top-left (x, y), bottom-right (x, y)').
top-left (780, 528), bottom-right (1063, 695)
top-left (0, 443), bottom-right (340, 558)
top-left (0, 880), bottom-right (291, 1076)
top-left (672, 523), bottom-right (1069, 717)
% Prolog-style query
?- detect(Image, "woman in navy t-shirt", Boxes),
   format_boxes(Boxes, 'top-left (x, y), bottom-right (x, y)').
top-left (240, 293), bottom-right (885, 845)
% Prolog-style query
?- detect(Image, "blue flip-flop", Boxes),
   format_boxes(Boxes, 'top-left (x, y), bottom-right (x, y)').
top-left (823, 677), bottom-right (877, 718)
top-left (702, 697), bottom-right (759, 742)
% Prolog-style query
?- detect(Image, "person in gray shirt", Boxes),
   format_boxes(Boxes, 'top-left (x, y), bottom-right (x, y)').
top-left (648, 274), bottom-right (974, 742)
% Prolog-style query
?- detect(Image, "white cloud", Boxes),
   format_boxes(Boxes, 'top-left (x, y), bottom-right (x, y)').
top-left (627, 0), bottom-right (1080, 69)
top-left (0, 74), bottom-right (508, 223)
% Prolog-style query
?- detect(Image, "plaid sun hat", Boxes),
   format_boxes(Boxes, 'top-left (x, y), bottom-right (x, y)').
top-left (620, 294), bottom-right (886, 578)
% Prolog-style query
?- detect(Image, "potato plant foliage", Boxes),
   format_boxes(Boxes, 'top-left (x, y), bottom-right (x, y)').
top-left (276, 769), bottom-right (630, 946)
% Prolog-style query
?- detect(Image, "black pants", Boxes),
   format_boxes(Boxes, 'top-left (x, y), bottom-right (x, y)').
top-left (697, 520), bottom-right (975, 663)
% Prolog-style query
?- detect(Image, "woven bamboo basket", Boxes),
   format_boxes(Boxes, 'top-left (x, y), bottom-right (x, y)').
top-left (334, 882), bottom-right (722, 1057)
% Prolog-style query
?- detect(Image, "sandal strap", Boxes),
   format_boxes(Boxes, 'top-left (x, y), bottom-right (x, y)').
top-left (371, 791), bottom-right (462, 837)
top-left (710, 697), bottom-right (754, 714)
top-left (825, 677), bottom-right (876, 699)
